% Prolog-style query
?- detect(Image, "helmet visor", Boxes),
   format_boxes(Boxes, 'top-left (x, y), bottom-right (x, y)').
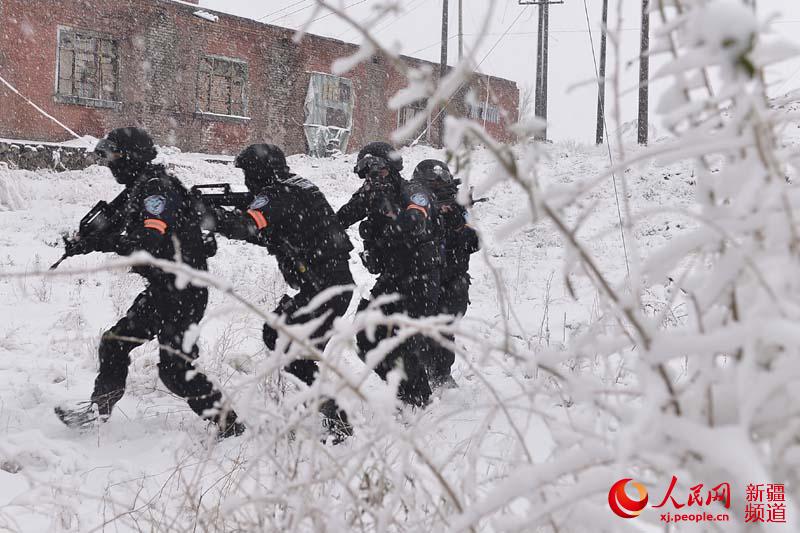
top-left (94, 139), bottom-right (123, 165)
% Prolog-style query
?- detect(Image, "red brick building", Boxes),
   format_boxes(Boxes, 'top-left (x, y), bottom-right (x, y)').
top-left (0, 0), bottom-right (519, 155)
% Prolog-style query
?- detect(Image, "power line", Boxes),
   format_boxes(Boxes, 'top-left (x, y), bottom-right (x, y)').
top-left (411, 5), bottom-right (530, 144)
top-left (260, 0), bottom-right (371, 27)
top-left (257, 0), bottom-right (311, 22)
top-left (475, 6), bottom-right (529, 69)
top-left (410, 34), bottom-right (459, 56)
top-left (309, 0), bottom-right (371, 24)
top-left (268, 1), bottom-right (318, 23)
top-left (338, 0), bottom-right (427, 40)
top-left (582, 0), bottom-right (630, 276)
top-left (408, 27), bottom-right (644, 57)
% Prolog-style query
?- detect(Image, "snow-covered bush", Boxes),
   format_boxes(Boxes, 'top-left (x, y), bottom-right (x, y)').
top-left (0, 168), bottom-right (28, 211)
top-left (253, 0), bottom-right (799, 531)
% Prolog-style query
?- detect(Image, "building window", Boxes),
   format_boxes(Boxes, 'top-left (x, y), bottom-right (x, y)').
top-left (56, 28), bottom-right (119, 103)
top-left (196, 56), bottom-right (248, 117)
top-left (468, 102), bottom-right (500, 124)
top-left (397, 99), bottom-right (429, 144)
top-left (304, 72), bottom-right (355, 157)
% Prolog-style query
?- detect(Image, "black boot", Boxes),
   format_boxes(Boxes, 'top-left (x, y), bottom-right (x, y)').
top-left (55, 401), bottom-right (100, 428)
top-left (216, 411), bottom-right (246, 440)
top-left (91, 389), bottom-right (124, 418)
top-left (428, 372), bottom-right (458, 391)
top-left (319, 399), bottom-right (353, 445)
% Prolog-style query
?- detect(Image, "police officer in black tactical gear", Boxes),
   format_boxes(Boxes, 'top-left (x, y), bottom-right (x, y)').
top-left (213, 144), bottom-right (354, 442)
top-left (55, 127), bottom-right (244, 439)
top-left (412, 159), bottom-right (480, 388)
top-left (337, 142), bottom-right (441, 407)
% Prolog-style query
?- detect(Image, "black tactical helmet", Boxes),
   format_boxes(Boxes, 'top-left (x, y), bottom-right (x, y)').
top-left (95, 127), bottom-right (157, 163)
top-left (235, 144), bottom-right (290, 175)
top-left (355, 142), bottom-right (403, 174)
top-left (413, 159), bottom-right (454, 186)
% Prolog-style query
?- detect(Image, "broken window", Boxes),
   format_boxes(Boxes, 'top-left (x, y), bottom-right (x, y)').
top-left (56, 29), bottom-right (119, 101)
top-left (397, 99), bottom-right (429, 145)
top-left (467, 102), bottom-right (500, 124)
top-left (197, 56), bottom-right (248, 116)
top-left (304, 72), bottom-right (354, 157)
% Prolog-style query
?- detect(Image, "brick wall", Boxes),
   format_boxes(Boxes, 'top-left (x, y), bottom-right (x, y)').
top-left (0, 0), bottom-right (519, 156)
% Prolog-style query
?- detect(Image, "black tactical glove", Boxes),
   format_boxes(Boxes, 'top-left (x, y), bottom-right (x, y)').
top-left (212, 208), bottom-right (240, 237)
top-left (359, 249), bottom-right (384, 274)
top-left (364, 179), bottom-right (395, 205)
top-left (63, 234), bottom-right (97, 257)
top-left (441, 206), bottom-right (465, 230)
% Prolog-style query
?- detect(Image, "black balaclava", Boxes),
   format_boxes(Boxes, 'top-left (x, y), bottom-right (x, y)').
top-left (355, 142), bottom-right (403, 177)
top-left (95, 127), bottom-right (158, 186)
top-left (235, 144), bottom-right (290, 193)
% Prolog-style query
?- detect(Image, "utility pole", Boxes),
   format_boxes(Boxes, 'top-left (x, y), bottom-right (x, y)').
top-left (637, 0), bottom-right (650, 145)
top-left (439, 0), bottom-right (449, 147)
top-left (521, 0), bottom-right (563, 141)
top-left (541, 1), bottom-right (549, 132)
top-left (595, 0), bottom-right (609, 145)
top-left (534, 3), bottom-right (546, 139)
top-left (458, 0), bottom-right (463, 61)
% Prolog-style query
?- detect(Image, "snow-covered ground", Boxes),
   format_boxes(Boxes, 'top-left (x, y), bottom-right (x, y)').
top-left (0, 141), bottom-right (697, 531)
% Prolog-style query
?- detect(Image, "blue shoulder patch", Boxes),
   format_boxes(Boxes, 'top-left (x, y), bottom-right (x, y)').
top-left (143, 195), bottom-right (167, 215)
top-left (410, 192), bottom-right (429, 207)
top-left (249, 195), bottom-right (269, 210)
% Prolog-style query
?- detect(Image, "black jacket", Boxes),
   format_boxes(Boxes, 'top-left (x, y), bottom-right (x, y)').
top-left (337, 173), bottom-right (440, 277)
top-left (438, 203), bottom-right (479, 281)
top-left (216, 174), bottom-right (353, 291)
top-left (97, 165), bottom-right (211, 287)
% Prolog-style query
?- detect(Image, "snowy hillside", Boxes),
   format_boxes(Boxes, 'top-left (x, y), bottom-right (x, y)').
top-left (0, 141), bottom-right (697, 531)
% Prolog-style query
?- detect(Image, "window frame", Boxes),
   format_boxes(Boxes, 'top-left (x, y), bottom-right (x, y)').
top-left (54, 26), bottom-right (121, 109)
top-left (195, 55), bottom-right (249, 119)
top-left (396, 99), bottom-right (430, 144)
top-left (467, 102), bottom-right (501, 124)
top-left (303, 72), bottom-right (355, 157)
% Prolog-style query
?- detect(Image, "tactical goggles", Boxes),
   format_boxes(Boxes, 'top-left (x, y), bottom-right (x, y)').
top-left (94, 139), bottom-right (123, 163)
top-left (354, 154), bottom-right (389, 178)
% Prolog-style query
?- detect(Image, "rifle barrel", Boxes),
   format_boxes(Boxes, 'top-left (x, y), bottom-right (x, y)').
top-left (49, 254), bottom-right (67, 270)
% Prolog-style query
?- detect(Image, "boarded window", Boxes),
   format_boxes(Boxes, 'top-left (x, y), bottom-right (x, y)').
top-left (467, 102), bottom-right (500, 124)
top-left (197, 57), bottom-right (248, 116)
top-left (57, 29), bottom-right (119, 101)
top-left (304, 72), bottom-right (355, 157)
top-left (397, 99), bottom-right (429, 145)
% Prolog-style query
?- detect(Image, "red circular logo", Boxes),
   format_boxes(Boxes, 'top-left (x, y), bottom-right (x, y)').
top-left (608, 478), bottom-right (649, 518)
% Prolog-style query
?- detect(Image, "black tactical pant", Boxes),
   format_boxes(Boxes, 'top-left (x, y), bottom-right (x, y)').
top-left (262, 269), bottom-right (354, 386)
top-left (427, 274), bottom-right (471, 384)
top-left (92, 285), bottom-right (228, 421)
top-left (356, 271), bottom-right (440, 407)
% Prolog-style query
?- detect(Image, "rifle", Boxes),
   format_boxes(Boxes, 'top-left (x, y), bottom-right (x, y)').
top-left (190, 184), bottom-right (253, 211)
top-left (190, 184), bottom-right (254, 232)
top-left (51, 190), bottom-right (128, 269)
top-left (434, 181), bottom-right (488, 209)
